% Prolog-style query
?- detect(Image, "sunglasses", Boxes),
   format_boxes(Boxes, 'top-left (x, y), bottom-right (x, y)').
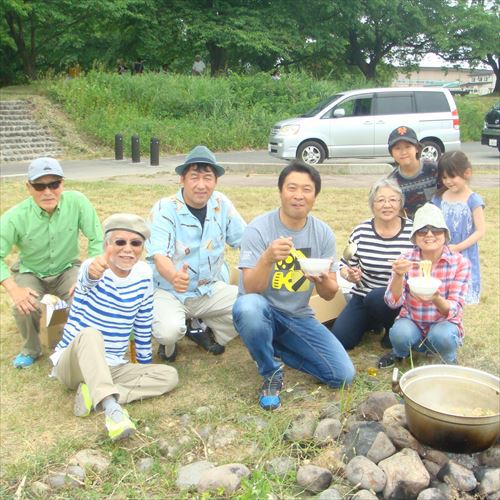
top-left (112, 239), bottom-right (144, 247)
top-left (415, 225), bottom-right (446, 236)
top-left (29, 180), bottom-right (62, 191)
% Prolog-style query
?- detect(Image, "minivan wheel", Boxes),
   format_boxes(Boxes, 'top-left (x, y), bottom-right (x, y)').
top-left (420, 140), bottom-right (442, 162)
top-left (297, 141), bottom-right (326, 165)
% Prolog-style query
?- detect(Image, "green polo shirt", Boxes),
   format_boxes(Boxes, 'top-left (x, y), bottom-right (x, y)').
top-left (0, 191), bottom-right (103, 282)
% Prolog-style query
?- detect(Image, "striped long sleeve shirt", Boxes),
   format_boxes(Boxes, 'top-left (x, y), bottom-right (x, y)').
top-left (51, 259), bottom-right (154, 366)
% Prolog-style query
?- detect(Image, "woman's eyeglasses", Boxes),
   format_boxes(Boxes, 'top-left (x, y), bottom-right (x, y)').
top-left (415, 226), bottom-right (446, 236)
top-left (29, 180), bottom-right (62, 191)
top-left (112, 239), bottom-right (144, 247)
top-left (373, 198), bottom-right (401, 206)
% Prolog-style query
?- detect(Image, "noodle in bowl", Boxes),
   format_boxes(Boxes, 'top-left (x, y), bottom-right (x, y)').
top-left (408, 276), bottom-right (441, 300)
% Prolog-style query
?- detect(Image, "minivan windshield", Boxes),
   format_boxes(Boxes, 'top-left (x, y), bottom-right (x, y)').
top-left (300, 94), bottom-right (343, 117)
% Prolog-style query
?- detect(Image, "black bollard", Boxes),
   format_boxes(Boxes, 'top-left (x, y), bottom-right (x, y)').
top-left (131, 135), bottom-right (140, 163)
top-left (114, 134), bottom-right (123, 160)
top-left (150, 137), bottom-right (160, 166)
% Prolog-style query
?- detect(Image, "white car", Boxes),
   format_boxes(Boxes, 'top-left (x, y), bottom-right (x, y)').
top-left (268, 87), bottom-right (461, 165)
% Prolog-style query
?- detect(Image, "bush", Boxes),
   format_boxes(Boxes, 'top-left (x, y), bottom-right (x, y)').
top-left (455, 95), bottom-right (499, 142)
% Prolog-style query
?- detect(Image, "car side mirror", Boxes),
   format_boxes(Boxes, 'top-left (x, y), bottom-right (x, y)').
top-left (333, 108), bottom-right (345, 118)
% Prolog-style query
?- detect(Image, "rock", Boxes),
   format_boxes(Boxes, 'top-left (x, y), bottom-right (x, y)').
top-left (197, 463), bottom-right (250, 495)
top-left (366, 432), bottom-right (396, 464)
top-left (265, 457), bottom-right (296, 476)
top-left (343, 421), bottom-right (385, 461)
top-left (437, 460), bottom-right (477, 492)
top-left (239, 415), bottom-right (268, 431)
top-left (476, 468), bottom-right (500, 496)
top-left (209, 425), bottom-right (239, 449)
top-left (379, 448), bottom-right (430, 499)
top-left (296, 464), bottom-right (332, 493)
top-left (319, 401), bottom-right (342, 420)
top-left (384, 424), bottom-right (425, 455)
top-left (417, 487), bottom-right (448, 500)
top-left (344, 455), bottom-right (386, 492)
top-left (70, 449), bottom-right (111, 473)
top-left (177, 461), bottom-right (214, 489)
top-left (158, 435), bottom-right (193, 458)
top-left (313, 447), bottom-right (346, 475)
top-left (197, 425), bottom-right (213, 441)
top-left (314, 418), bottom-right (343, 445)
top-left (357, 391), bottom-right (399, 421)
top-left (447, 453), bottom-right (479, 471)
top-left (46, 472), bottom-right (66, 490)
top-left (351, 489), bottom-right (378, 500)
top-left (195, 406), bottom-right (214, 417)
top-left (478, 446), bottom-right (500, 467)
top-left (382, 404), bottom-right (407, 428)
top-left (424, 449), bottom-right (449, 468)
top-left (284, 412), bottom-right (317, 441)
top-left (31, 481), bottom-right (50, 496)
top-left (179, 413), bottom-right (191, 426)
top-left (317, 487), bottom-right (343, 499)
top-left (65, 465), bottom-right (85, 487)
top-left (422, 459), bottom-right (442, 480)
top-left (136, 457), bottom-right (154, 473)
top-left (428, 480), bottom-right (454, 498)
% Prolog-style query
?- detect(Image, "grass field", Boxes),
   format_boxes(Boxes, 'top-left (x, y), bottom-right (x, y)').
top-left (1, 177), bottom-right (498, 498)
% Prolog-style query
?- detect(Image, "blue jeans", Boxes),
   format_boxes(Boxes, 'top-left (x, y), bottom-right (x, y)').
top-left (232, 294), bottom-right (355, 388)
top-left (390, 318), bottom-right (461, 363)
top-left (331, 288), bottom-right (400, 350)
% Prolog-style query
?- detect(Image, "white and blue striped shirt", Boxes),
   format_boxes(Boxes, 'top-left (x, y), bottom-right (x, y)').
top-left (51, 259), bottom-right (154, 366)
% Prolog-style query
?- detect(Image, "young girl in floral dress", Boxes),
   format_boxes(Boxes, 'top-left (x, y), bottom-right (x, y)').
top-left (432, 152), bottom-right (485, 304)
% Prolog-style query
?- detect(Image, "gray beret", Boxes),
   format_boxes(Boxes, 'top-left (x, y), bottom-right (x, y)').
top-left (103, 213), bottom-right (150, 240)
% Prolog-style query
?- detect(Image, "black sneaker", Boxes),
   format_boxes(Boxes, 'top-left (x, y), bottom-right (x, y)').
top-left (185, 322), bottom-right (225, 355)
top-left (158, 343), bottom-right (177, 362)
top-left (259, 370), bottom-right (284, 411)
top-left (380, 330), bottom-right (392, 349)
top-left (377, 352), bottom-right (403, 368)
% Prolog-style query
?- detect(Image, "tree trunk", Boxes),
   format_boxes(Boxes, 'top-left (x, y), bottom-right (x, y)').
top-left (485, 54), bottom-right (500, 94)
top-left (5, 12), bottom-right (36, 79)
top-left (206, 41), bottom-right (227, 76)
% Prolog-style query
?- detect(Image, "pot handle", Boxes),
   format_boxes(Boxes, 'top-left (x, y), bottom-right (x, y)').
top-left (392, 367), bottom-right (402, 395)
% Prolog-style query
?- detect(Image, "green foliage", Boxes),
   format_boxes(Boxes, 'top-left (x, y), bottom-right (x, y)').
top-left (455, 95), bottom-right (499, 142)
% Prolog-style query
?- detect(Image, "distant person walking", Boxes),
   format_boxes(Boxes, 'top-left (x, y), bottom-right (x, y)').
top-left (132, 58), bottom-right (144, 75)
top-left (192, 55), bottom-right (206, 76)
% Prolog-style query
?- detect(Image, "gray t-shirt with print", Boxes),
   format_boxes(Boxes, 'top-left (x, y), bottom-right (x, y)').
top-left (238, 208), bottom-right (336, 317)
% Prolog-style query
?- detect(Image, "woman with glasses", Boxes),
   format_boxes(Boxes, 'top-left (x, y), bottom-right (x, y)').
top-left (331, 178), bottom-right (413, 350)
top-left (378, 203), bottom-right (470, 368)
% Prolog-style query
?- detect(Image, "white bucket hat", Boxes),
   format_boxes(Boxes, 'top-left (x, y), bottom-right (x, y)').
top-left (410, 203), bottom-right (450, 243)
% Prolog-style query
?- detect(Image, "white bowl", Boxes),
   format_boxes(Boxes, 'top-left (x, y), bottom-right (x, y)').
top-left (298, 258), bottom-right (332, 276)
top-left (408, 277), bottom-right (442, 300)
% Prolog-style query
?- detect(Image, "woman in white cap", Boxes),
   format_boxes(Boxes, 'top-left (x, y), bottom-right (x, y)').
top-left (378, 203), bottom-right (471, 367)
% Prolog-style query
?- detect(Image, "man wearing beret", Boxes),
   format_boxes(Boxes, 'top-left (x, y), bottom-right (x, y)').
top-left (51, 213), bottom-right (178, 441)
top-left (0, 157), bottom-right (103, 368)
top-left (146, 145), bottom-right (246, 362)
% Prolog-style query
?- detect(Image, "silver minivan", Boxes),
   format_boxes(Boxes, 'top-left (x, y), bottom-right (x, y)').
top-left (268, 87), bottom-right (461, 164)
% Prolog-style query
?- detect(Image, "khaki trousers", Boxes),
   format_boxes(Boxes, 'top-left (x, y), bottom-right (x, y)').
top-left (54, 328), bottom-right (178, 409)
top-left (13, 266), bottom-right (79, 357)
top-left (152, 281), bottom-right (239, 351)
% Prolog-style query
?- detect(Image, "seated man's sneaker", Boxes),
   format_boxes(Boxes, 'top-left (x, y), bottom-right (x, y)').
top-left (185, 321), bottom-right (225, 355)
top-left (158, 343), bottom-right (177, 362)
top-left (105, 409), bottom-right (136, 441)
top-left (12, 353), bottom-right (36, 368)
top-left (259, 370), bottom-right (284, 411)
top-left (74, 383), bottom-right (92, 417)
top-left (377, 352), bottom-right (404, 368)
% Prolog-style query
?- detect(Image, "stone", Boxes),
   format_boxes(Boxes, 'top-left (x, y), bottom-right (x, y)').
top-left (343, 421), bottom-right (385, 461)
top-left (136, 457), bottom-right (154, 473)
top-left (422, 459), bottom-right (442, 480)
top-left (437, 460), bottom-right (477, 492)
top-left (384, 424), bottom-right (425, 455)
top-left (179, 413), bottom-right (191, 426)
top-left (70, 449), bottom-right (111, 473)
top-left (176, 460), bottom-right (215, 490)
top-left (46, 472), bottom-right (66, 490)
top-left (357, 391), bottom-right (400, 421)
top-left (428, 480), bottom-right (454, 498)
top-left (447, 452), bottom-right (479, 471)
top-left (379, 448), bottom-right (430, 499)
top-left (345, 455), bottom-right (386, 492)
top-left (314, 418), bottom-right (343, 445)
top-left (476, 468), bottom-right (500, 496)
top-left (317, 487), bottom-right (343, 499)
top-left (195, 406), bottom-right (214, 416)
top-left (366, 432), bottom-right (396, 464)
top-left (197, 463), bottom-right (250, 495)
top-left (382, 404), bottom-right (407, 428)
top-left (478, 446), bottom-right (500, 467)
top-left (351, 490), bottom-right (378, 500)
top-left (209, 425), bottom-right (238, 449)
top-left (65, 465), bottom-right (85, 487)
top-left (313, 446), bottom-right (346, 475)
top-left (265, 457), bottom-right (296, 476)
top-left (284, 412), bottom-right (317, 441)
top-left (319, 401), bottom-right (342, 420)
top-left (239, 415), bottom-right (268, 431)
top-left (31, 481), bottom-right (50, 496)
top-left (197, 425), bottom-right (213, 441)
top-left (296, 464), bottom-right (332, 493)
top-left (416, 487), bottom-right (449, 500)
top-left (424, 449), bottom-right (449, 468)
top-left (158, 435), bottom-right (193, 458)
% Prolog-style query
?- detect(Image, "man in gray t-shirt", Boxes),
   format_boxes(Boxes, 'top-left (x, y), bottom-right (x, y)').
top-left (232, 161), bottom-right (355, 411)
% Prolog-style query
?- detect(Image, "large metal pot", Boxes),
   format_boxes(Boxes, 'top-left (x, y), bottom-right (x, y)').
top-left (392, 365), bottom-right (500, 453)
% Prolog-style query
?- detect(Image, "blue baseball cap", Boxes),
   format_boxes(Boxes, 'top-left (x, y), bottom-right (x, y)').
top-left (28, 157), bottom-right (64, 181)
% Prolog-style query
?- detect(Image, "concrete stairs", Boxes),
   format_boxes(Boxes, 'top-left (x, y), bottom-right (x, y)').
top-left (0, 100), bottom-right (64, 162)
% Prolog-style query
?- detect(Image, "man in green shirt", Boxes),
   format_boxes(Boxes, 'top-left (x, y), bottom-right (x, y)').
top-left (1, 157), bottom-right (103, 368)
